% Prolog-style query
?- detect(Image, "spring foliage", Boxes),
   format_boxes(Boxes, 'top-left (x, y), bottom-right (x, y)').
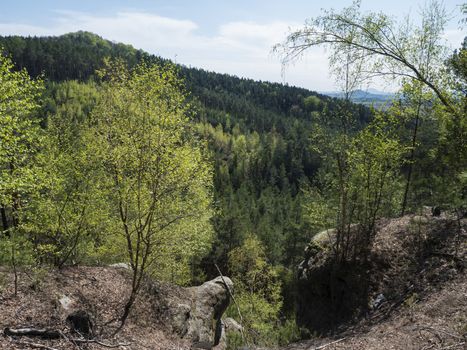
top-left (90, 60), bottom-right (213, 285)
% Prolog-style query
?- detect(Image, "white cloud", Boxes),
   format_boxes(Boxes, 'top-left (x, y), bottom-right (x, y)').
top-left (1, 9), bottom-right (464, 92)
top-left (219, 21), bottom-right (295, 45)
top-left (0, 23), bottom-right (54, 36)
top-left (0, 11), bottom-right (336, 90)
top-left (443, 29), bottom-right (465, 49)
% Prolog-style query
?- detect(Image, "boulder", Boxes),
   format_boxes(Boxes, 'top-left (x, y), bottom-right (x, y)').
top-left (187, 276), bottom-right (233, 346)
top-left (153, 276), bottom-right (233, 349)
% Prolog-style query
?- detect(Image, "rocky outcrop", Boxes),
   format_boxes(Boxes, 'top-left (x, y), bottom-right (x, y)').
top-left (295, 215), bottom-right (466, 334)
top-left (151, 276), bottom-right (234, 350)
top-left (187, 276), bottom-right (233, 348)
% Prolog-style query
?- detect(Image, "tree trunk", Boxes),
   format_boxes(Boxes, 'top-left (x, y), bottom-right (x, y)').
top-left (401, 96), bottom-right (422, 216)
top-left (115, 290), bottom-right (137, 334)
top-left (1, 206), bottom-right (8, 235)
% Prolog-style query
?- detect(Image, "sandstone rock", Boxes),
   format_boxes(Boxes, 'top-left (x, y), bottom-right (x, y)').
top-left (223, 317), bottom-right (243, 333)
top-left (169, 303), bottom-right (191, 336)
top-left (109, 262), bottom-right (130, 269)
top-left (153, 276), bottom-right (233, 349)
top-left (187, 276), bottom-right (233, 345)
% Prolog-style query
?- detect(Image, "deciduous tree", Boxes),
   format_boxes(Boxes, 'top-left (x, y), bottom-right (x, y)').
top-left (90, 59), bottom-right (213, 330)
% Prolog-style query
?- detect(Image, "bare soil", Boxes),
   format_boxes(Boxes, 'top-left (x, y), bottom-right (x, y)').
top-left (0, 266), bottom-right (192, 350)
top-left (0, 213), bottom-right (465, 350)
top-left (285, 213), bottom-right (467, 350)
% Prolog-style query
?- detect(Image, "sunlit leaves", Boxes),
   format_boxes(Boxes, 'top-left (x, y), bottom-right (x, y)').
top-left (90, 59), bottom-right (213, 283)
top-left (0, 51), bottom-right (43, 228)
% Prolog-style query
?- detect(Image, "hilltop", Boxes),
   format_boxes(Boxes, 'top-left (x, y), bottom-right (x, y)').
top-left (0, 31), bottom-right (371, 278)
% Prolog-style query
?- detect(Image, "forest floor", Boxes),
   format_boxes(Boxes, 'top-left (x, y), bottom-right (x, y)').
top-left (0, 265), bottom-right (192, 350)
top-left (283, 213), bottom-right (467, 350)
top-left (0, 213), bottom-right (465, 350)
top-left (283, 273), bottom-right (466, 350)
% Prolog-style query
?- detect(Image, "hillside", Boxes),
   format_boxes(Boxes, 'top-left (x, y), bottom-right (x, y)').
top-left (1, 20), bottom-right (465, 350)
top-left (0, 31), bottom-right (370, 131)
top-left (285, 211), bottom-right (467, 349)
top-left (0, 31), bottom-right (371, 276)
top-left (0, 265), bottom-right (232, 350)
top-left (1, 212), bottom-right (465, 350)
top-left (283, 274), bottom-right (466, 350)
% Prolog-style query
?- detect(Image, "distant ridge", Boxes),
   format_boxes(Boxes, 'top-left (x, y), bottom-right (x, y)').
top-left (322, 89), bottom-right (395, 108)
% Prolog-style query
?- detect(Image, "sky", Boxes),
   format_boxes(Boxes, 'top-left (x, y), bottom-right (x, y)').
top-left (0, 0), bottom-right (465, 92)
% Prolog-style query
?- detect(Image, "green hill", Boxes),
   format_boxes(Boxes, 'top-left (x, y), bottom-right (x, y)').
top-left (0, 30), bottom-right (370, 274)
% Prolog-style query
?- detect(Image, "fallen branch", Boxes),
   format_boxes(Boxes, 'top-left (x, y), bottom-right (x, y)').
top-left (73, 338), bottom-right (132, 348)
top-left (437, 342), bottom-right (466, 350)
top-left (10, 337), bottom-right (131, 349)
top-left (4, 327), bottom-right (131, 348)
top-left (308, 338), bottom-right (346, 350)
top-left (4, 327), bottom-right (61, 339)
top-left (9, 339), bottom-right (60, 350)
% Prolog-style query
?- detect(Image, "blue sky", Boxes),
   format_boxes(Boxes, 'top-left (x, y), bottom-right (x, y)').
top-left (1, 1), bottom-right (465, 91)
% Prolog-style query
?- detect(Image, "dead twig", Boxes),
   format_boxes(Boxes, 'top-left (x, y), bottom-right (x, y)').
top-left (308, 338), bottom-right (346, 350)
top-left (9, 339), bottom-right (60, 350)
top-left (437, 342), bottom-right (466, 350)
top-left (73, 338), bottom-right (132, 348)
top-left (214, 264), bottom-right (249, 347)
top-left (5, 327), bottom-right (131, 349)
top-left (4, 327), bottom-right (61, 339)
top-left (58, 330), bottom-right (80, 350)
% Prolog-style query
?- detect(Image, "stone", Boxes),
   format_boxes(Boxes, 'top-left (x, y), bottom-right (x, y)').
top-left (371, 293), bottom-right (386, 310)
top-left (109, 262), bottom-right (130, 269)
top-left (169, 303), bottom-right (191, 337)
top-left (223, 317), bottom-right (243, 333)
top-left (59, 295), bottom-right (73, 311)
top-left (187, 276), bottom-right (233, 345)
top-left (158, 276), bottom-right (233, 350)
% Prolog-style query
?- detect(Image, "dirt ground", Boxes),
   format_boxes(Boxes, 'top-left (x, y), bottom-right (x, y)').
top-left (284, 214), bottom-right (467, 350)
top-left (283, 273), bottom-right (466, 350)
top-left (0, 266), bottom-right (191, 350)
top-left (0, 213), bottom-right (465, 350)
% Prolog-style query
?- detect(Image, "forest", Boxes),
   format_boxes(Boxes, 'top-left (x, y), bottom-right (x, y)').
top-left (0, 1), bottom-right (466, 349)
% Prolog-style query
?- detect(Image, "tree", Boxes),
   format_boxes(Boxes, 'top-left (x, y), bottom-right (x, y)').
top-left (0, 52), bottom-right (43, 295)
top-left (24, 81), bottom-right (115, 268)
top-left (89, 59), bottom-right (213, 330)
top-left (227, 235), bottom-right (283, 347)
top-left (275, 0), bottom-right (458, 116)
top-left (276, 0), bottom-right (465, 218)
top-left (0, 51), bottom-right (43, 234)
